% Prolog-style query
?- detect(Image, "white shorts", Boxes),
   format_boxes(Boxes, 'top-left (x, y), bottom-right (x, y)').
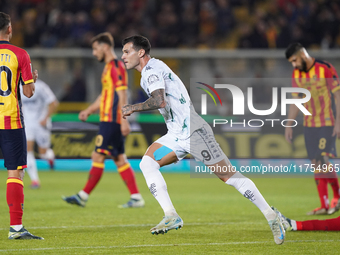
top-left (25, 123), bottom-right (51, 148)
top-left (155, 124), bottom-right (227, 165)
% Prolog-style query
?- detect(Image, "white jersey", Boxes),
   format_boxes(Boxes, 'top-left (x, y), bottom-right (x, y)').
top-left (140, 58), bottom-right (205, 139)
top-left (21, 79), bottom-right (56, 127)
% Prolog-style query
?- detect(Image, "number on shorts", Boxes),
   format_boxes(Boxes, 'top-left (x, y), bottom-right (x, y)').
top-left (319, 138), bottom-right (326, 150)
top-left (95, 135), bottom-right (103, 147)
top-left (0, 66), bottom-right (12, 97)
top-left (201, 150), bottom-right (211, 161)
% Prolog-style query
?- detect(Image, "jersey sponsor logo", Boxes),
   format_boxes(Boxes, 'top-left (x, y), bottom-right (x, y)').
top-left (147, 74), bottom-right (159, 85)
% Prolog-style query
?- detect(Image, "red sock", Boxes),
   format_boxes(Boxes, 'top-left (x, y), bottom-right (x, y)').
top-left (328, 178), bottom-right (340, 198)
top-left (315, 177), bottom-right (329, 209)
top-left (297, 216), bottom-right (340, 231)
top-left (82, 162), bottom-right (104, 194)
top-left (6, 178), bottom-right (24, 226)
top-left (118, 163), bottom-right (139, 195)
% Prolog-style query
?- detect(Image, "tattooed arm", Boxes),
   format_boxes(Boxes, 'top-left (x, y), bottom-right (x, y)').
top-left (122, 89), bottom-right (166, 118)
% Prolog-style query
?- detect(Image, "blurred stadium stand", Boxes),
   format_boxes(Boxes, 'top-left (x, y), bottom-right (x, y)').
top-left (1, 0), bottom-right (340, 108)
top-left (28, 48), bottom-right (340, 116)
top-left (1, 0), bottom-right (340, 50)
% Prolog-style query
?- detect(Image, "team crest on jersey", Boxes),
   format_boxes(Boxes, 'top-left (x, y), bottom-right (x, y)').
top-left (312, 75), bottom-right (317, 81)
top-left (147, 74), bottom-right (159, 85)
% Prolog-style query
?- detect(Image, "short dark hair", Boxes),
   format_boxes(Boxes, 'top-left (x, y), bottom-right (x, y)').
top-left (285, 42), bottom-right (303, 59)
top-left (91, 32), bottom-right (114, 47)
top-left (122, 35), bottom-right (151, 55)
top-left (0, 12), bottom-right (10, 32)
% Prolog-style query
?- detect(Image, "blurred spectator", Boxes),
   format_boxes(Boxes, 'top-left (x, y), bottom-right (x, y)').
top-left (2, 0), bottom-right (340, 49)
top-left (61, 69), bottom-right (87, 102)
top-left (216, 0), bottom-right (235, 39)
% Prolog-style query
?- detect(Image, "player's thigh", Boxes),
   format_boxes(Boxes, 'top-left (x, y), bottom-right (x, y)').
top-left (189, 124), bottom-right (227, 165)
top-left (27, 140), bottom-right (35, 151)
top-left (35, 125), bottom-right (51, 149)
top-left (111, 153), bottom-right (128, 168)
top-left (91, 151), bottom-right (106, 163)
top-left (0, 129), bottom-right (27, 170)
top-left (305, 126), bottom-right (336, 160)
top-left (317, 126), bottom-right (336, 158)
top-left (146, 133), bottom-right (185, 167)
top-left (145, 143), bottom-right (178, 167)
top-left (304, 127), bottom-right (321, 160)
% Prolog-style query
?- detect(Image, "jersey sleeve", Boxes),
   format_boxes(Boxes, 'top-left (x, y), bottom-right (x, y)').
top-left (325, 63), bottom-right (340, 93)
top-left (115, 61), bottom-right (128, 91)
top-left (19, 50), bottom-right (34, 85)
top-left (291, 69), bottom-right (300, 98)
top-left (145, 70), bottom-right (165, 94)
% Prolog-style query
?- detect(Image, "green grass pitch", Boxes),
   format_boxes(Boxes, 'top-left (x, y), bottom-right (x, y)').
top-left (0, 170), bottom-right (339, 254)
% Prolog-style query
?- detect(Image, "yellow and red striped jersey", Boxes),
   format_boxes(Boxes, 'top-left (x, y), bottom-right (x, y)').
top-left (292, 59), bottom-right (340, 127)
top-left (0, 41), bottom-right (33, 129)
top-left (100, 59), bottom-right (127, 123)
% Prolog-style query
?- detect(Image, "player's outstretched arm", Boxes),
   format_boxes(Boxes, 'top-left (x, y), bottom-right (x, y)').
top-left (122, 89), bottom-right (166, 118)
top-left (79, 95), bottom-right (101, 121)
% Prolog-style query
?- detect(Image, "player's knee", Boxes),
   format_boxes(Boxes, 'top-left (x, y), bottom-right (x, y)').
top-left (139, 156), bottom-right (149, 171)
top-left (140, 155), bottom-right (160, 174)
top-left (112, 154), bottom-right (127, 166)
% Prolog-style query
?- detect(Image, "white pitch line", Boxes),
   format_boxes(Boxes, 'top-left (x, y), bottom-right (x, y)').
top-left (0, 240), bottom-right (338, 253)
top-left (0, 221), bottom-right (263, 231)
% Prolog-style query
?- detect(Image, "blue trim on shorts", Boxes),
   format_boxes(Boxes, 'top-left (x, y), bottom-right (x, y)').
top-left (154, 146), bottom-right (173, 161)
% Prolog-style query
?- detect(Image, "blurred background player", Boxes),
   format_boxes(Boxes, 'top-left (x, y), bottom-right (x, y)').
top-left (121, 35), bottom-right (285, 245)
top-left (273, 207), bottom-right (340, 231)
top-left (21, 79), bottom-right (59, 189)
top-left (285, 43), bottom-right (340, 215)
top-left (0, 12), bottom-right (42, 239)
top-left (63, 32), bottom-right (144, 208)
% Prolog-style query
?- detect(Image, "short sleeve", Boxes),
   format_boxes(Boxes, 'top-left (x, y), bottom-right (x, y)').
top-left (145, 71), bottom-right (165, 94)
top-left (291, 69), bottom-right (300, 98)
top-left (115, 61), bottom-right (128, 91)
top-left (20, 50), bottom-right (34, 85)
top-left (325, 63), bottom-right (340, 94)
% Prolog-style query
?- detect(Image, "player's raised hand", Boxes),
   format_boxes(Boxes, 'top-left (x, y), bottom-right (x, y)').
top-left (79, 110), bottom-right (90, 121)
top-left (33, 69), bottom-right (38, 83)
top-left (122, 105), bottom-right (133, 119)
top-left (285, 126), bottom-right (293, 143)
